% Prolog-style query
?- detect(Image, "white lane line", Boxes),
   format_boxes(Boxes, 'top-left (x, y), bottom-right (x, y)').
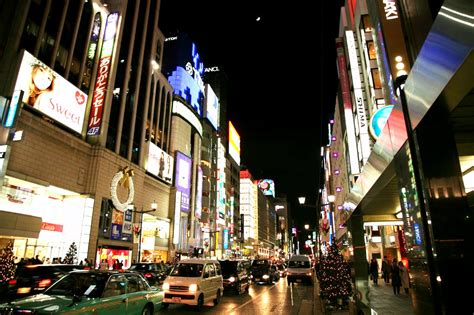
top-left (290, 283), bottom-right (294, 306)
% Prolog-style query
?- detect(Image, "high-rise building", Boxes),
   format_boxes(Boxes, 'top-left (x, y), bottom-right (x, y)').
top-left (0, 0), bottom-right (174, 266)
top-left (326, 0), bottom-right (474, 313)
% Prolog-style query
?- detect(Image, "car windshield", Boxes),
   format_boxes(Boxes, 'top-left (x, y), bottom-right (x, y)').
top-left (278, 265), bottom-right (285, 270)
top-left (44, 273), bottom-right (108, 298)
top-left (170, 263), bottom-right (203, 277)
top-left (251, 260), bottom-right (269, 267)
top-left (219, 261), bottom-right (237, 276)
top-left (288, 260), bottom-right (311, 268)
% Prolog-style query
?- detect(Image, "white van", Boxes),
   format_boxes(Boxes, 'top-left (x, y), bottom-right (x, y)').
top-left (162, 258), bottom-right (223, 310)
top-left (287, 255), bottom-right (314, 285)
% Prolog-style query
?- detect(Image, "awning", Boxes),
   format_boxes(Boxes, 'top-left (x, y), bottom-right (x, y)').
top-left (0, 210), bottom-right (42, 238)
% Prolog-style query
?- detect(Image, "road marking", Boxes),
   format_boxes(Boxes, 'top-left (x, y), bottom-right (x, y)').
top-left (230, 284), bottom-right (276, 312)
top-left (290, 283), bottom-right (294, 306)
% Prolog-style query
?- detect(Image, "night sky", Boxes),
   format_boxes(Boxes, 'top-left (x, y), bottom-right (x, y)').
top-left (159, 1), bottom-right (343, 223)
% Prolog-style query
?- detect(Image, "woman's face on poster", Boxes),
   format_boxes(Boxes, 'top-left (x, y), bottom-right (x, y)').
top-left (33, 67), bottom-right (53, 91)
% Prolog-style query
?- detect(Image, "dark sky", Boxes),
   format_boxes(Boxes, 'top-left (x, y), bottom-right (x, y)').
top-left (159, 1), bottom-right (343, 217)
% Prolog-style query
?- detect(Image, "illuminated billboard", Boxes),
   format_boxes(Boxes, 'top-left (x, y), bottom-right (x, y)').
top-left (204, 84), bottom-right (220, 130)
top-left (164, 34), bottom-right (204, 116)
top-left (195, 166), bottom-right (203, 220)
top-left (175, 151), bottom-right (192, 213)
top-left (369, 105), bottom-right (394, 139)
top-left (13, 50), bottom-right (88, 134)
top-left (228, 121), bottom-right (241, 165)
top-left (87, 12), bottom-right (120, 136)
top-left (145, 141), bottom-right (174, 184)
top-left (257, 179), bottom-right (275, 197)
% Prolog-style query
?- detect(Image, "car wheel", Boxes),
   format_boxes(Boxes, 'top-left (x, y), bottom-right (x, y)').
top-left (161, 303), bottom-right (169, 310)
top-left (214, 289), bottom-right (221, 305)
top-left (196, 294), bottom-right (204, 311)
top-left (141, 304), bottom-right (153, 315)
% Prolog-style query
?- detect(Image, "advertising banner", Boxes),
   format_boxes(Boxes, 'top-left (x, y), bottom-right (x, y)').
top-left (204, 84), bottom-right (220, 130)
top-left (87, 12), bottom-right (119, 136)
top-left (96, 247), bottom-right (132, 269)
top-left (145, 141), bottom-right (174, 184)
top-left (195, 166), bottom-right (202, 219)
top-left (229, 121), bottom-right (240, 165)
top-left (175, 151), bottom-right (192, 212)
top-left (14, 51), bottom-right (88, 134)
top-left (110, 223), bottom-right (122, 240)
top-left (257, 179), bottom-right (275, 197)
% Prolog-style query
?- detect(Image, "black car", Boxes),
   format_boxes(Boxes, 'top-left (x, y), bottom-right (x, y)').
top-left (219, 259), bottom-right (250, 294)
top-left (249, 259), bottom-right (280, 284)
top-left (6, 264), bottom-right (86, 301)
top-left (129, 262), bottom-right (169, 286)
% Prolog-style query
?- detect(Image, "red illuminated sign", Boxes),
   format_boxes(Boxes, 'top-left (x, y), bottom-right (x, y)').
top-left (41, 222), bottom-right (63, 232)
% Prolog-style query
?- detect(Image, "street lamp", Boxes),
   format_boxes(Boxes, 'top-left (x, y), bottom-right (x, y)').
top-left (128, 201), bottom-right (158, 262)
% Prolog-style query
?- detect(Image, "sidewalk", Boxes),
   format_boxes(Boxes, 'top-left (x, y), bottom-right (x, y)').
top-left (313, 277), bottom-right (350, 315)
top-left (365, 279), bottom-right (414, 315)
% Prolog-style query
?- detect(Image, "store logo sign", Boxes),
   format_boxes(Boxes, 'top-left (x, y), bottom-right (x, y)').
top-left (383, 0), bottom-right (399, 20)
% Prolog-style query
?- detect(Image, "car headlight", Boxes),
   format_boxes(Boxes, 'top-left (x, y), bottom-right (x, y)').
top-left (306, 272), bottom-right (312, 276)
top-left (262, 275), bottom-right (270, 279)
top-left (163, 283), bottom-right (170, 290)
top-left (228, 276), bottom-right (236, 282)
top-left (189, 284), bottom-right (198, 293)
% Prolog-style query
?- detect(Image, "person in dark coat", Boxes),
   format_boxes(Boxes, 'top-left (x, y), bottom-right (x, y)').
top-left (369, 258), bottom-right (379, 285)
top-left (381, 256), bottom-right (391, 283)
top-left (391, 258), bottom-right (401, 295)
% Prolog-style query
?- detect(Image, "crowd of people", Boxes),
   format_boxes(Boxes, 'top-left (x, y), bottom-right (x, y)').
top-left (369, 256), bottom-right (410, 295)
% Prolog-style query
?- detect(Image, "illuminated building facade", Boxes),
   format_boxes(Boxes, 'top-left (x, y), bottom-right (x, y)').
top-left (326, 0), bottom-right (474, 313)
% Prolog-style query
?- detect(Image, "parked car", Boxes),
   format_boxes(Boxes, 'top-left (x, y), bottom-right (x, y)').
top-left (129, 262), bottom-right (169, 286)
top-left (287, 255), bottom-right (314, 284)
top-left (249, 259), bottom-right (279, 284)
top-left (162, 258), bottom-right (223, 310)
top-left (6, 264), bottom-right (86, 301)
top-left (218, 259), bottom-right (250, 294)
top-left (0, 270), bottom-right (164, 314)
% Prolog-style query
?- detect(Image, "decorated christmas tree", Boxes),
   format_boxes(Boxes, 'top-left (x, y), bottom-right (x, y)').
top-left (319, 243), bottom-right (353, 309)
top-left (0, 241), bottom-right (16, 283)
top-left (63, 242), bottom-right (78, 264)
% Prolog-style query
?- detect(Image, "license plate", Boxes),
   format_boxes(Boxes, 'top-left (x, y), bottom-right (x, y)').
top-left (255, 278), bottom-right (260, 281)
top-left (296, 279), bottom-right (302, 283)
top-left (172, 297), bottom-right (181, 302)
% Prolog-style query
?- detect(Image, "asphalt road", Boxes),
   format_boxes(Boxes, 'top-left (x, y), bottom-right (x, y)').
top-left (157, 277), bottom-right (315, 315)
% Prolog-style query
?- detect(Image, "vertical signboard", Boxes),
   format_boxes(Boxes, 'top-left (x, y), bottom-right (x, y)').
top-left (195, 166), bottom-right (203, 219)
top-left (345, 30), bottom-right (371, 164)
top-left (228, 121), bottom-right (240, 165)
top-left (175, 151), bottom-right (192, 212)
top-left (217, 141), bottom-right (226, 225)
top-left (336, 38), bottom-right (360, 174)
top-left (87, 12), bottom-right (119, 136)
top-left (82, 12), bottom-right (102, 93)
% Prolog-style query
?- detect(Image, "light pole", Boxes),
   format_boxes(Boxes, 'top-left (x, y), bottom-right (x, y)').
top-left (128, 201), bottom-right (158, 262)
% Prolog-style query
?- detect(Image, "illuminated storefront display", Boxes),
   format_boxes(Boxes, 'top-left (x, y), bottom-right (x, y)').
top-left (229, 121), bottom-right (241, 165)
top-left (96, 247), bottom-right (132, 269)
top-left (145, 141), bottom-right (174, 184)
top-left (0, 176), bottom-right (93, 262)
top-left (14, 51), bottom-right (88, 134)
top-left (140, 214), bottom-right (170, 263)
top-left (175, 152), bottom-right (192, 213)
top-left (87, 12), bottom-right (119, 136)
top-left (195, 166), bottom-right (203, 220)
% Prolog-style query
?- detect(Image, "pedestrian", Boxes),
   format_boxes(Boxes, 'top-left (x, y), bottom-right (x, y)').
top-left (399, 261), bottom-right (410, 294)
top-left (369, 258), bottom-right (379, 285)
top-left (391, 258), bottom-right (401, 295)
top-left (99, 259), bottom-right (109, 270)
top-left (381, 256), bottom-right (391, 283)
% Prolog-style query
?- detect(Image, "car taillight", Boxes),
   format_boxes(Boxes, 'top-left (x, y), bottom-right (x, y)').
top-left (144, 273), bottom-right (152, 278)
top-left (8, 279), bottom-right (17, 285)
top-left (38, 279), bottom-right (52, 288)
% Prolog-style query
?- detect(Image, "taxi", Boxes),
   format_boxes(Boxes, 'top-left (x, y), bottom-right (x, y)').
top-left (0, 270), bottom-right (164, 314)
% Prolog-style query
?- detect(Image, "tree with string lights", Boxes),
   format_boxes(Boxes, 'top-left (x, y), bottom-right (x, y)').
top-left (63, 242), bottom-right (78, 264)
top-left (0, 241), bottom-right (16, 283)
top-left (319, 243), bottom-right (353, 309)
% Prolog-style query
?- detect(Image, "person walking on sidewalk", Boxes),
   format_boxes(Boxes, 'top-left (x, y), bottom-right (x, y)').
top-left (381, 256), bottom-right (391, 283)
top-left (369, 258), bottom-right (379, 285)
top-left (391, 258), bottom-right (401, 295)
top-left (399, 261), bottom-right (410, 294)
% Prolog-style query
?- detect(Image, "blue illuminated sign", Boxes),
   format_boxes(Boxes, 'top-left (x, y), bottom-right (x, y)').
top-left (369, 105), bottom-right (394, 139)
top-left (223, 229), bottom-right (229, 250)
top-left (164, 35), bottom-right (205, 116)
top-left (413, 223), bottom-right (422, 245)
top-left (4, 90), bottom-right (23, 128)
